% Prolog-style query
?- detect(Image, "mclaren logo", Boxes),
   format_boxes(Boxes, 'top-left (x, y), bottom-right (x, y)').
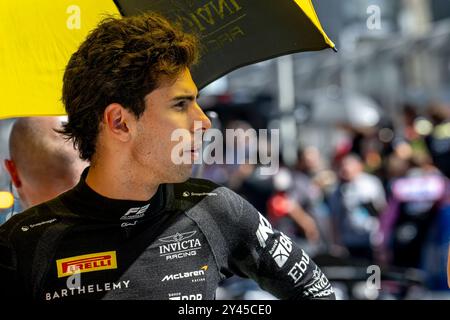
top-left (158, 231), bottom-right (202, 260)
top-left (162, 266), bottom-right (208, 282)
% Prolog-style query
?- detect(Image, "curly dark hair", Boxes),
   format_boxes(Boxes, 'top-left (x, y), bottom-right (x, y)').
top-left (60, 12), bottom-right (199, 161)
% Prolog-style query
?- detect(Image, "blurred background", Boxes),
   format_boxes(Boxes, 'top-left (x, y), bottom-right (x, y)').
top-left (1, 0), bottom-right (450, 300)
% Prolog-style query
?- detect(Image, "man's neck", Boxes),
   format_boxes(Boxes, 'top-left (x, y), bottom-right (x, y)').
top-left (85, 162), bottom-right (159, 201)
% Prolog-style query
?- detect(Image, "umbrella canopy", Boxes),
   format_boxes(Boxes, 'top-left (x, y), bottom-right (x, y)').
top-left (0, 0), bottom-right (334, 119)
top-left (115, 0), bottom-right (335, 89)
top-left (0, 0), bottom-right (120, 119)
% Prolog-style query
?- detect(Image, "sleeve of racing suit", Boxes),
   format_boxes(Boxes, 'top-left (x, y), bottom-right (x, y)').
top-left (226, 192), bottom-right (335, 300)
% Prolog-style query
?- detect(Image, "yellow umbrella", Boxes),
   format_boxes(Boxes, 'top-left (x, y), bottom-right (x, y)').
top-left (0, 0), bottom-right (334, 119)
top-left (0, 0), bottom-right (120, 119)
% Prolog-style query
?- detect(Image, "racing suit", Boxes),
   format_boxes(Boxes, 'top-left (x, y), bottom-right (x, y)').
top-left (0, 170), bottom-right (335, 300)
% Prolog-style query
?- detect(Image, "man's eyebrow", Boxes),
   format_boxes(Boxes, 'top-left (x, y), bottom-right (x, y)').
top-left (170, 93), bottom-right (200, 101)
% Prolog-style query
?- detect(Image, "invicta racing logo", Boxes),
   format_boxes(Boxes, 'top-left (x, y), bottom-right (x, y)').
top-left (56, 251), bottom-right (117, 278)
top-left (158, 231), bottom-right (202, 260)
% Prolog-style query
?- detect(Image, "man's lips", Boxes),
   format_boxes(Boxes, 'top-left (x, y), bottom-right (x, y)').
top-left (179, 145), bottom-right (202, 159)
top-left (190, 146), bottom-right (201, 159)
top-left (188, 144), bottom-right (202, 152)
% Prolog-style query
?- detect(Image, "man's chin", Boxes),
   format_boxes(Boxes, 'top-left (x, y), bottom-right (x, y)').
top-left (167, 165), bottom-right (194, 184)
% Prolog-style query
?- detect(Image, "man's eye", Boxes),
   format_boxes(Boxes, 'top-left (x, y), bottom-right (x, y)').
top-left (174, 101), bottom-right (188, 110)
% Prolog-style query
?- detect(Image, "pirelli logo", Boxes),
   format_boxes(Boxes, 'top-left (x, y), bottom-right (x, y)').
top-left (56, 251), bottom-right (117, 278)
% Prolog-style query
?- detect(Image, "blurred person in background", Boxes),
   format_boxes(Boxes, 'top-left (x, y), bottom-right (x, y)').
top-left (329, 153), bottom-right (386, 263)
top-left (375, 144), bottom-right (450, 292)
top-left (267, 147), bottom-right (335, 249)
top-left (425, 103), bottom-right (450, 288)
top-left (268, 165), bottom-right (320, 246)
top-left (292, 147), bottom-right (336, 242)
top-left (3, 117), bottom-right (88, 214)
top-left (224, 120), bottom-right (275, 216)
top-left (376, 153), bottom-right (441, 266)
top-left (423, 102), bottom-right (450, 179)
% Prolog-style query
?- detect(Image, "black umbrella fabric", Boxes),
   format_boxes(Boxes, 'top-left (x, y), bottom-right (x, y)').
top-left (114, 0), bottom-right (335, 89)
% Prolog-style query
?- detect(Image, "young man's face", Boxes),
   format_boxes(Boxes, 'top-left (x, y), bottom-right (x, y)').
top-left (130, 68), bottom-right (211, 184)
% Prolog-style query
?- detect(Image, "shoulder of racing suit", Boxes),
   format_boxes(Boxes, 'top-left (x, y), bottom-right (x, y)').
top-left (0, 197), bottom-right (79, 298)
top-left (171, 178), bottom-right (336, 300)
top-left (171, 177), bottom-right (243, 221)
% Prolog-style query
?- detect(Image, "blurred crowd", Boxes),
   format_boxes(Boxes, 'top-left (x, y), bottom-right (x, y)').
top-left (207, 101), bottom-right (450, 300)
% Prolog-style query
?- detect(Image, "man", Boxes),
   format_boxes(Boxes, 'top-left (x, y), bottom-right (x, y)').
top-left (0, 13), bottom-right (334, 300)
top-left (4, 117), bottom-right (88, 213)
top-left (420, 103), bottom-right (450, 289)
top-left (329, 154), bottom-right (386, 262)
top-left (423, 103), bottom-right (450, 178)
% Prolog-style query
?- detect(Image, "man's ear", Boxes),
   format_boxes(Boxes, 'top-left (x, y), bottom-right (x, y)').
top-left (103, 103), bottom-right (132, 142)
top-left (4, 159), bottom-right (21, 188)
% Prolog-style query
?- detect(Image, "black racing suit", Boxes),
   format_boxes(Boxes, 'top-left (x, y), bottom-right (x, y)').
top-left (0, 170), bottom-right (335, 300)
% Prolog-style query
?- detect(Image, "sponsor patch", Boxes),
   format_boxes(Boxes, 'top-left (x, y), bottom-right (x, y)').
top-left (168, 292), bottom-right (203, 300)
top-left (158, 231), bottom-right (202, 261)
top-left (56, 251), bottom-right (117, 278)
top-left (21, 218), bottom-right (57, 232)
top-left (287, 249), bottom-right (311, 284)
top-left (120, 204), bottom-right (150, 220)
top-left (162, 265), bottom-right (208, 283)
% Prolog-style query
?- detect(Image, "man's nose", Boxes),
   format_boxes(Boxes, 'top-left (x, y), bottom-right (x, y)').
top-left (192, 103), bottom-right (212, 132)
